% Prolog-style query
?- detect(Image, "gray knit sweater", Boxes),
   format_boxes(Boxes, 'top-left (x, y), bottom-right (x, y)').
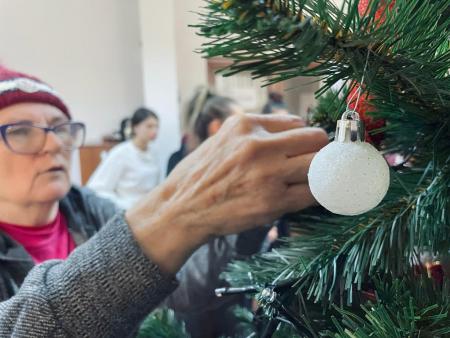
top-left (0, 213), bottom-right (177, 337)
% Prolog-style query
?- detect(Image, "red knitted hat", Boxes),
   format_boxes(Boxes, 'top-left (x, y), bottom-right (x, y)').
top-left (0, 65), bottom-right (70, 118)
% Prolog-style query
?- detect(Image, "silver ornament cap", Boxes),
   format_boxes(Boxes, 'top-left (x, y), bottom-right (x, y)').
top-left (335, 110), bottom-right (365, 143)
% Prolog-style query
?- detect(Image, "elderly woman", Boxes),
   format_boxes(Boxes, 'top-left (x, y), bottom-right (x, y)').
top-left (0, 65), bottom-right (328, 337)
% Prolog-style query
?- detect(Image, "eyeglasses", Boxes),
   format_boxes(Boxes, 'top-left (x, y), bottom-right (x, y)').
top-left (0, 121), bottom-right (86, 155)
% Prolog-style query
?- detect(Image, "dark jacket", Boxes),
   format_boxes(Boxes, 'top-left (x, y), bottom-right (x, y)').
top-left (0, 186), bottom-right (177, 337)
top-left (166, 141), bottom-right (187, 176)
top-left (0, 186), bottom-right (118, 302)
top-left (162, 226), bottom-right (270, 338)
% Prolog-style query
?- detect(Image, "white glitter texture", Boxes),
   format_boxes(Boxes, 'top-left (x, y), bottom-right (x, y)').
top-left (308, 141), bottom-right (390, 216)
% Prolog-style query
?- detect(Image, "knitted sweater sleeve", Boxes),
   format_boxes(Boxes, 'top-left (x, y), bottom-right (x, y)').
top-left (0, 214), bottom-right (178, 337)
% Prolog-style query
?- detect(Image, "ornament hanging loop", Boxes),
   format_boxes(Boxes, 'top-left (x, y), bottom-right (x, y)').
top-left (337, 49), bottom-right (370, 143)
top-left (336, 110), bottom-right (365, 143)
top-left (341, 110), bottom-right (360, 121)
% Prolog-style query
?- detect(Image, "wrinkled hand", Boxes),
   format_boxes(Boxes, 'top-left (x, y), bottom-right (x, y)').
top-left (127, 114), bottom-right (328, 274)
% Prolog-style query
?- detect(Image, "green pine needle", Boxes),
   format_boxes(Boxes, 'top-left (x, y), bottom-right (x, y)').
top-left (197, 0), bottom-right (450, 336)
top-left (137, 309), bottom-right (190, 338)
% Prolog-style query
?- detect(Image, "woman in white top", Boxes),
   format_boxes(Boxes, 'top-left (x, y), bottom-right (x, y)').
top-left (87, 108), bottom-right (160, 209)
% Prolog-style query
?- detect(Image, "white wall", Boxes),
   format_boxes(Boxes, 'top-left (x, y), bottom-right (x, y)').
top-left (0, 0), bottom-right (335, 181)
top-left (139, 0), bottom-right (180, 177)
top-left (0, 0), bottom-right (144, 146)
top-left (0, 0), bottom-right (199, 179)
top-left (174, 0), bottom-right (208, 130)
top-left (0, 0), bottom-right (146, 185)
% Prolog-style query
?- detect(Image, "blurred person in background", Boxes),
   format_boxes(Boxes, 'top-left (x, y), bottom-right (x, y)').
top-left (167, 87), bottom-right (215, 175)
top-left (163, 95), bottom-right (271, 338)
top-left (87, 108), bottom-right (160, 210)
top-left (262, 91), bottom-right (291, 115)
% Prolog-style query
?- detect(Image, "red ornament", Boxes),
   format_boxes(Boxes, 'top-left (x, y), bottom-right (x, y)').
top-left (427, 262), bottom-right (444, 287)
top-left (346, 0), bottom-right (396, 146)
top-left (358, 0), bottom-right (396, 24)
top-left (347, 84), bottom-right (385, 146)
top-left (361, 290), bottom-right (377, 302)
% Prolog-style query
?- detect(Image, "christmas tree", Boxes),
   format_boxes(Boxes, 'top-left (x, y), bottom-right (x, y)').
top-left (196, 0), bottom-right (450, 336)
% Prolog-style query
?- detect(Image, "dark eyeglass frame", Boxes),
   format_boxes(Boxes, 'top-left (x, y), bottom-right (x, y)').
top-left (0, 121), bottom-right (86, 155)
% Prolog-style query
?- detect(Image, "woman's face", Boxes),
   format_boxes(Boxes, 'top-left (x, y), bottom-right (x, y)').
top-left (133, 116), bottom-right (159, 143)
top-left (0, 103), bottom-right (72, 205)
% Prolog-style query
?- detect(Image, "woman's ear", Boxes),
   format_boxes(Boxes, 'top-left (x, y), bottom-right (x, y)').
top-left (207, 118), bottom-right (223, 137)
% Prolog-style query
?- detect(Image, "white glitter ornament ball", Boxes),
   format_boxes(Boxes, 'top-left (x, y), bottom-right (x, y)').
top-left (308, 112), bottom-right (390, 216)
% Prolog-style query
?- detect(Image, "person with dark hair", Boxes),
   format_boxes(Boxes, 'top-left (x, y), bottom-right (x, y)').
top-left (167, 86), bottom-right (216, 175)
top-left (167, 87), bottom-right (214, 175)
top-left (164, 96), bottom-right (264, 338)
top-left (167, 93), bottom-right (242, 175)
top-left (193, 96), bottom-right (239, 142)
top-left (87, 107), bottom-right (160, 209)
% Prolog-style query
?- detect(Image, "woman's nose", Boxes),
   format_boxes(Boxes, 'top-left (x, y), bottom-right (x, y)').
top-left (41, 131), bottom-right (64, 153)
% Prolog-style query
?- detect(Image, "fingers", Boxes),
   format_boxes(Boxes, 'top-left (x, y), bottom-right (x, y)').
top-left (282, 152), bottom-right (316, 185)
top-left (283, 183), bottom-right (317, 212)
top-left (235, 113), bottom-right (306, 133)
top-left (269, 127), bottom-right (329, 158)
